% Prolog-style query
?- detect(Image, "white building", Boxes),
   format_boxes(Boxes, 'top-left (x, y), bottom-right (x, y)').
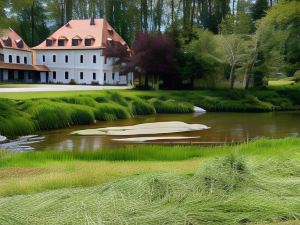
top-left (0, 28), bottom-right (49, 83)
top-left (32, 18), bottom-right (132, 85)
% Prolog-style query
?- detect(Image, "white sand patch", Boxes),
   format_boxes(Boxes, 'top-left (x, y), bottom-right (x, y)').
top-left (0, 135), bottom-right (7, 143)
top-left (194, 106), bottom-right (206, 113)
top-left (72, 121), bottom-right (210, 136)
top-left (113, 136), bottom-right (200, 142)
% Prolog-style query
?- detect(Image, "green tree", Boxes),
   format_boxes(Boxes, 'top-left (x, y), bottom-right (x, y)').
top-left (258, 0), bottom-right (300, 76)
top-left (252, 0), bottom-right (269, 20)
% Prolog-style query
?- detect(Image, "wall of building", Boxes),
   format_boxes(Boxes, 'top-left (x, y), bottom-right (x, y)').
top-left (35, 49), bottom-right (131, 85)
top-left (3, 48), bottom-right (32, 65)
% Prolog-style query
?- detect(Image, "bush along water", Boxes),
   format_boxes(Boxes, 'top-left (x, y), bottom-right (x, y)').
top-left (0, 92), bottom-right (197, 136)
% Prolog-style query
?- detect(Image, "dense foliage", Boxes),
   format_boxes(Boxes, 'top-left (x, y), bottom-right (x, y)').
top-left (0, 0), bottom-right (298, 89)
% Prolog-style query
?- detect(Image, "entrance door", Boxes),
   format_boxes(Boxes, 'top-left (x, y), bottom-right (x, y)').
top-left (19, 71), bottom-right (25, 81)
top-left (8, 70), bottom-right (14, 81)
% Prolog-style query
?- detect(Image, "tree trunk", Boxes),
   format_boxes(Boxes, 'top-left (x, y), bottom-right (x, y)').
top-left (232, 0), bottom-right (235, 17)
top-left (190, 77), bottom-right (195, 89)
top-left (31, 1), bottom-right (34, 47)
top-left (229, 64), bottom-right (235, 89)
top-left (144, 74), bottom-right (149, 89)
top-left (243, 67), bottom-right (251, 89)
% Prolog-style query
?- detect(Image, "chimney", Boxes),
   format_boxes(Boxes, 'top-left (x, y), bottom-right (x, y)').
top-left (90, 17), bottom-right (95, 25)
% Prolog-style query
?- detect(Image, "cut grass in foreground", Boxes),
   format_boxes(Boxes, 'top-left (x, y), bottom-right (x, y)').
top-left (0, 138), bottom-right (299, 225)
top-left (0, 138), bottom-right (299, 197)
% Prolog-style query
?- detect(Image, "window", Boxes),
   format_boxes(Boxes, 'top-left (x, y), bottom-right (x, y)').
top-left (58, 39), bottom-right (65, 46)
top-left (28, 73), bottom-right (32, 79)
top-left (93, 73), bottom-right (96, 80)
top-left (53, 55), bottom-right (56, 63)
top-left (80, 55), bottom-right (83, 63)
top-left (16, 56), bottom-right (20, 63)
top-left (9, 55), bottom-right (12, 63)
top-left (65, 72), bottom-right (69, 80)
top-left (42, 55), bottom-right (45, 62)
top-left (72, 39), bottom-right (79, 46)
top-left (53, 71), bottom-right (56, 79)
top-left (65, 55), bottom-right (68, 63)
top-left (93, 55), bottom-right (96, 63)
top-left (112, 72), bottom-right (115, 80)
top-left (85, 38), bottom-right (92, 46)
top-left (46, 39), bottom-right (53, 46)
top-left (0, 54), bottom-right (4, 62)
top-left (24, 57), bottom-right (27, 64)
top-left (104, 72), bottom-right (106, 81)
top-left (104, 57), bottom-right (107, 64)
top-left (80, 72), bottom-right (83, 80)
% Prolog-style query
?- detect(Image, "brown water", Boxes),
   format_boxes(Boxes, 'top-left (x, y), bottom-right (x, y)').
top-left (32, 112), bottom-right (300, 151)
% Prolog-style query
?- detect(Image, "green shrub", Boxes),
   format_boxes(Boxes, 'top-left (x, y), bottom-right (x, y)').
top-left (94, 103), bottom-right (131, 121)
top-left (130, 98), bottom-right (156, 115)
top-left (150, 99), bottom-right (194, 113)
top-left (293, 70), bottom-right (300, 82)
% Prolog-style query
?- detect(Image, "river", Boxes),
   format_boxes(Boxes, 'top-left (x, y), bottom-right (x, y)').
top-left (30, 111), bottom-right (300, 151)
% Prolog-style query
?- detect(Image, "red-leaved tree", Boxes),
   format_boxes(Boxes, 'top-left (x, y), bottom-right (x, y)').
top-left (127, 32), bottom-right (179, 89)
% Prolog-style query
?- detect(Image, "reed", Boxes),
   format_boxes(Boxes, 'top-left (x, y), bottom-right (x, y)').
top-left (59, 96), bottom-right (98, 107)
top-left (130, 98), bottom-right (156, 115)
top-left (94, 102), bottom-right (131, 121)
top-left (150, 98), bottom-right (194, 113)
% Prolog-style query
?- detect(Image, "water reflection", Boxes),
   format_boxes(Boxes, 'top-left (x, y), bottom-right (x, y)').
top-left (32, 112), bottom-right (300, 151)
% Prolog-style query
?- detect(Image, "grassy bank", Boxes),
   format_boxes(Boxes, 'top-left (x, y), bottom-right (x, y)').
top-left (0, 138), bottom-right (299, 224)
top-left (1, 87), bottom-right (300, 136)
top-left (0, 92), bottom-right (194, 136)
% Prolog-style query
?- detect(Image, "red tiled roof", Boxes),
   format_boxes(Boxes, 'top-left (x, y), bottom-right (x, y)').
top-left (0, 62), bottom-right (49, 71)
top-left (32, 19), bottom-right (129, 50)
top-left (0, 28), bottom-right (31, 52)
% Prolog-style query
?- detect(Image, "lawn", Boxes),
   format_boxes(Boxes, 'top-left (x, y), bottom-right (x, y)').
top-left (0, 138), bottom-right (299, 224)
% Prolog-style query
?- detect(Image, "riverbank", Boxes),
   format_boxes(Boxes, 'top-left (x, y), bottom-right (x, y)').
top-left (1, 86), bottom-right (300, 137)
top-left (0, 138), bottom-right (299, 224)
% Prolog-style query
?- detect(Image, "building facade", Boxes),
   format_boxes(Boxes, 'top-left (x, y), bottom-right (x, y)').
top-left (0, 28), bottom-right (49, 83)
top-left (32, 19), bottom-right (132, 85)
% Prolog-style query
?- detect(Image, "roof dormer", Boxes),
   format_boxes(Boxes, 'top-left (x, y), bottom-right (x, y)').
top-left (2, 36), bottom-right (12, 47)
top-left (46, 37), bottom-right (55, 46)
top-left (15, 39), bottom-right (24, 48)
top-left (72, 35), bottom-right (82, 46)
top-left (58, 36), bottom-right (68, 46)
top-left (84, 35), bottom-right (95, 46)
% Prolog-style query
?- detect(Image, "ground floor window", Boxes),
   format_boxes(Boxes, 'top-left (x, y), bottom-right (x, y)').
top-left (112, 72), bottom-right (115, 80)
top-left (65, 72), bottom-right (69, 79)
top-left (104, 72), bottom-right (106, 81)
top-left (53, 71), bottom-right (56, 79)
top-left (93, 73), bottom-right (96, 80)
top-left (80, 72), bottom-right (83, 80)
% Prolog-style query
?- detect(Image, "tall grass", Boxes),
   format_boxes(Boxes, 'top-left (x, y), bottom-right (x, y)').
top-left (150, 98), bottom-right (194, 113)
top-left (94, 102), bottom-right (131, 121)
top-left (59, 96), bottom-right (98, 107)
top-left (21, 100), bottom-right (95, 130)
top-left (0, 99), bottom-right (35, 136)
top-left (1, 138), bottom-right (299, 167)
top-left (130, 98), bottom-right (156, 115)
